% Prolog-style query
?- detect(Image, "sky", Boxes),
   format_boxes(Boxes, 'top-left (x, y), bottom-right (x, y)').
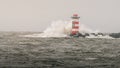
top-left (0, 0), bottom-right (120, 32)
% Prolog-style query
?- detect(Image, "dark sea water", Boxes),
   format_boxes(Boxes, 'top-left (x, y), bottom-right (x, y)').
top-left (0, 32), bottom-right (120, 68)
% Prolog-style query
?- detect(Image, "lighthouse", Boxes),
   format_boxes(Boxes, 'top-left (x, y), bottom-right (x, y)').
top-left (70, 14), bottom-right (80, 36)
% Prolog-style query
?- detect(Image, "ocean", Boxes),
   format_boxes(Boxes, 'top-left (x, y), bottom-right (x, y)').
top-left (0, 32), bottom-right (120, 68)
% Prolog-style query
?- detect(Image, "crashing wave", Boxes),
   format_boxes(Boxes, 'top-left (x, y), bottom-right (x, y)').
top-left (24, 20), bottom-right (116, 39)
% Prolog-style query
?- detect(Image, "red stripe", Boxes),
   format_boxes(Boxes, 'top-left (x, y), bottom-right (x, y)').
top-left (73, 26), bottom-right (79, 29)
top-left (73, 22), bottom-right (79, 24)
top-left (71, 31), bottom-right (79, 34)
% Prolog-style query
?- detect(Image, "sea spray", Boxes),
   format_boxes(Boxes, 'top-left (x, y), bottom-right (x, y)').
top-left (24, 20), bottom-right (113, 39)
top-left (43, 20), bottom-right (72, 37)
top-left (24, 20), bottom-right (97, 37)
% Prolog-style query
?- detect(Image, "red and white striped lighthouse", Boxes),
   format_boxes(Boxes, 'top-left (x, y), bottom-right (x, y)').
top-left (71, 14), bottom-right (80, 35)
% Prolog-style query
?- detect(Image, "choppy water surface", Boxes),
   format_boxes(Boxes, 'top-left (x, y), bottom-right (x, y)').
top-left (0, 32), bottom-right (120, 68)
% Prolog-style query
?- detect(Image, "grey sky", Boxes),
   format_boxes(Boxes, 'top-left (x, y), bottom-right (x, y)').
top-left (0, 0), bottom-right (120, 32)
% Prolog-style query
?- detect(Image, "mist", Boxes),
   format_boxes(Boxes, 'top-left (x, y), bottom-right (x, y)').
top-left (0, 0), bottom-right (120, 32)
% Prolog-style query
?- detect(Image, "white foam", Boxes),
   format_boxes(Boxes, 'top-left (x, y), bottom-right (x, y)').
top-left (86, 34), bottom-right (114, 39)
top-left (24, 20), bottom-right (113, 39)
top-left (24, 20), bottom-right (72, 37)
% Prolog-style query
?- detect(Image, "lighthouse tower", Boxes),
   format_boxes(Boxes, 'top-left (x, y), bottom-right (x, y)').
top-left (70, 14), bottom-right (80, 36)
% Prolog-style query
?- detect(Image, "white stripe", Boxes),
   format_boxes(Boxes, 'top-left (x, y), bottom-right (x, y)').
top-left (72, 19), bottom-right (79, 22)
top-left (74, 24), bottom-right (79, 26)
top-left (72, 29), bottom-right (79, 31)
